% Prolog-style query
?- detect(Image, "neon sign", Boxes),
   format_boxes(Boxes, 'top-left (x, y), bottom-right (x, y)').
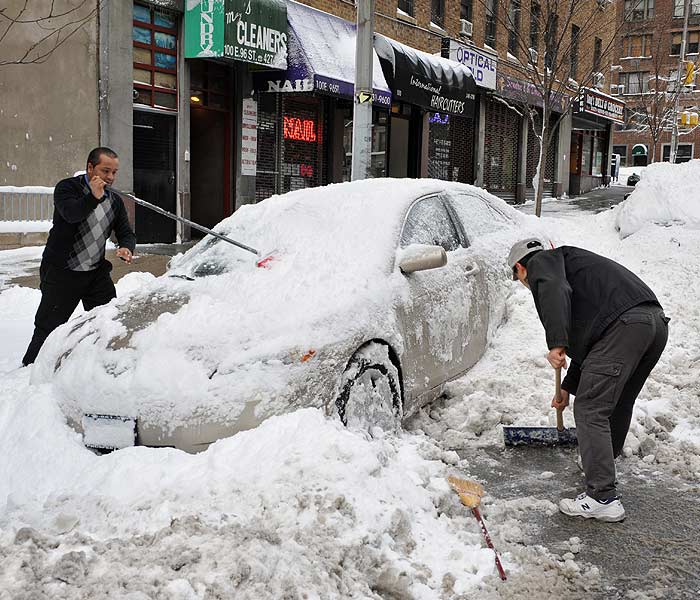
top-left (283, 116), bottom-right (317, 142)
top-left (429, 112), bottom-right (450, 125)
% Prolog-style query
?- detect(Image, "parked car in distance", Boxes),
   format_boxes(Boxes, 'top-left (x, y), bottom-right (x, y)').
top-left (33, 179), bottom-right (549, 452)
top-left (627, 173), bottom-right (641, 186)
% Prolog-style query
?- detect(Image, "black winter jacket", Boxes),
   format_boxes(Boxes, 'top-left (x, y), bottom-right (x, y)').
top-left (526, 246), bottom-right (660, 394)
top-left (42, 175), bottom-right (136, 268)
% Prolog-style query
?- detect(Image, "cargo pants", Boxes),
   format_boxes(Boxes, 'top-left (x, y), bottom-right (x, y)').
top-left (573, 302), bottom-right (669, 500)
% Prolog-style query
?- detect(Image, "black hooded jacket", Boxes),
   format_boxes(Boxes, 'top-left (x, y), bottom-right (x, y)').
top-left (526, 246), bottom-right (660, 394)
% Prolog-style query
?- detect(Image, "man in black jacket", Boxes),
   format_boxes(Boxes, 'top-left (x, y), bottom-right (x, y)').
top-left (507, 238), bottom-right (669, 522)
top-left (22, 147), bottom-right (136, 366)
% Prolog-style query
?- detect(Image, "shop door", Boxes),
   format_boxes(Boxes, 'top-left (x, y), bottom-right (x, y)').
top-left (191, 107), bottom-right (229, 232)
top-left (388, 110), bottom-right (421, 178)
top-left (133, 110), bottom-right (176, 243)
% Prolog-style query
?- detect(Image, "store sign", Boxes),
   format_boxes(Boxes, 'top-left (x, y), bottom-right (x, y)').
top-left (575, 88), bottom-right (625, 124)
top-left (283, 116), bottom-right (317, 142)
top-left (441, 39), bottom-right (497, 90)
top-left (241, 98), bottom-right (257, 176)
top-left (184, 0), bottom-right (288, 69)
top-left (496, 74), bottom-right (567, 113)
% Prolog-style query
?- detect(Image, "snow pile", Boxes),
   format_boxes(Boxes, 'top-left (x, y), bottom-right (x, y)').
top-left (615, 159), bottom-right (700, 237)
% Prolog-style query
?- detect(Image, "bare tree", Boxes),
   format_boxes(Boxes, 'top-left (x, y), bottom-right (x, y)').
top-left (477, 0), bottom-right (625, 216)
top-left (0, 1), bottom-right (99, 67)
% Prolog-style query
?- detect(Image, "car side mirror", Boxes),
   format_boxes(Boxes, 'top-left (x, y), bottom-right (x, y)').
top-left (398, 244), bottom-right (448, 274)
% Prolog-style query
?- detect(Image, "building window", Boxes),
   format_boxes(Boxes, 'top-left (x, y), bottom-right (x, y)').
top-left (570, 25), bottom-right (580, 80)
top-left (619, 71), bottom-right (649, 94)
top-left (662, 143), bottom-right (693, 162)
top-left (593, 37), bottom-right (602, 71)
top-left (624, 0), bottom-right (654, 21)
top-left (671, 31), bottom-right (700, 55)
top-left (623, 34), bottom-right (652, 57)
top-left (460, 0), bottom-right (473, 22)
top-left (673, 0), bottom-right (700, 18)
top-left (132, 3), bottom-right (178, 111)
top-left (432, 0), bottom-right (445, 27)
top-left (508, 1), bottom-right (521, 56)
top-left (530, 3), bottom-right (540, 53)
top-left (612, 144), bottom-right (628, 167)
top-left (398, 0), bottom-right (414, 16)
top-left (485, 0), bottom-right (497, 48)
top-left (544, 13), bottom-right (558, 69)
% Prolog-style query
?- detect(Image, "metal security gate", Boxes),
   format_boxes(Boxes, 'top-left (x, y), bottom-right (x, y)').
top-left (483, 98), bottom-right (520, 202)
top-left (427, 113), bottom-right (475, 183)
top-left (525, 113), bottom-right (558, 201)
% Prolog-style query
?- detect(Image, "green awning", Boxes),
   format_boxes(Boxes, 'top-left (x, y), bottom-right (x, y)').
top-left (631, 144), bottom-right (648, 156)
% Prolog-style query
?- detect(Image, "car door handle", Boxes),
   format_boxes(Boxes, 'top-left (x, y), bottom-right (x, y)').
top-left (464, 263), bottom-right (480, 277)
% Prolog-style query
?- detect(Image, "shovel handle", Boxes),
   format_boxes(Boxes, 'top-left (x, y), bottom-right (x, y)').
top-left (555, 367), bottom-right (564, 432)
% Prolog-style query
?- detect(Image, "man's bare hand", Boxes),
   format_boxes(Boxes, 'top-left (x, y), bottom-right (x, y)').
top-left (552, 388), bottom-right (570, 410)
top-left (547, 347), bottom-right (568, 370)
top-left (116, 247), bottom-right (132, 264)
top-left (89, 175), bottom-right (107, 200)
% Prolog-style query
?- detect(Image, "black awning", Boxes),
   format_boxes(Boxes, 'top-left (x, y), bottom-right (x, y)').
top-left (375, 35), bottom-right (477, 117)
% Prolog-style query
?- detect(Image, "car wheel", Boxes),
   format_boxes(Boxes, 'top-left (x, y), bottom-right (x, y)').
top-left (336, 343), bottom-right (402, 431)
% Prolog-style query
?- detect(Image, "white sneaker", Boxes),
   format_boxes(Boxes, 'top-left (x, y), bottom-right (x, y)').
top-left (558, 492), bottom-right (625, 522)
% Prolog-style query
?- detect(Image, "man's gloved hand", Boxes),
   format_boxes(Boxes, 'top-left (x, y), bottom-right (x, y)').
top-left (547, 346), bottom-right (568, 370)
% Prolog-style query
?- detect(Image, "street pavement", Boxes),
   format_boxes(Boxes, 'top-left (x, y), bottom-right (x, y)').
top-left (518, 184), bottom-right (635, 218)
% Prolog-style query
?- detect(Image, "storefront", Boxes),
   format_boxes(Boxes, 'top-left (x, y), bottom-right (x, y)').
top-left (253, 1), bottom-right (392, 200)
top-left (570, 88), bottom-right (625, 195)
top-left (375, 35), bottom-right (477, 182)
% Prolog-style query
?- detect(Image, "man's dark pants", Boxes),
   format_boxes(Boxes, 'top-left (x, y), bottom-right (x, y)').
top-left (22, 260), bottom-right (116, 366)
top-left (573, 303), bottom-right (669, 500)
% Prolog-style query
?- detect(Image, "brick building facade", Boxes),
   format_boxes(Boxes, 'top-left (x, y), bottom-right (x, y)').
top-left (611, 0), bottom-right (700, 167)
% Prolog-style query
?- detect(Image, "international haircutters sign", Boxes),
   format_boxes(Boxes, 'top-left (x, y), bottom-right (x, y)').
top-left (574, 88), bottom-right (625, 124)
top-left (184, 0), bottom-right (288, 69)
top-left (441, 39), bottom-right (497, 90)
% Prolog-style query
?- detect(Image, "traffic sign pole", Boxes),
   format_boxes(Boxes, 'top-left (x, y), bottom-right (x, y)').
top-left (351, 0), bottom-right (374, 181)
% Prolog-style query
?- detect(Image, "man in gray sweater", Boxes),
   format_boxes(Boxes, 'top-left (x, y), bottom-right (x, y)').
top-left (508, 238), bottom-right (669, 522)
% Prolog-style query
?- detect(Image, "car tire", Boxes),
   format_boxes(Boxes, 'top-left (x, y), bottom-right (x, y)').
top-left (336, 343), bottom-right (402, 431)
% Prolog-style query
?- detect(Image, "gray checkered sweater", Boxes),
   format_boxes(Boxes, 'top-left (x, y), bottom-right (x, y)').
top-left (43, 175), bottom-right (136, 271)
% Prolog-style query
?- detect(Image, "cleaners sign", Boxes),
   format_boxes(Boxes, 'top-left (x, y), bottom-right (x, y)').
top-left (441, 39), bottom-right (497, 90)
top-left (185, 0), bottom-right (288, 70)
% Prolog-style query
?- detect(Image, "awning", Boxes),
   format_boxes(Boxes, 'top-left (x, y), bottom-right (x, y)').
top-left (374, 34), bottom-right (477, 117)
top-left (632, 144), bottom-right (648, 156)
top-left (254, 1), bottom-right (392, 107)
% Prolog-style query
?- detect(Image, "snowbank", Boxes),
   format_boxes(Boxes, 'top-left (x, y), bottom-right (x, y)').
top-left (615, 159), bottom-right (700, 237)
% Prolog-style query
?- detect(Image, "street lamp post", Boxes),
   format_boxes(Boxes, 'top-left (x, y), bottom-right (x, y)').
top-left (351, 0), bottom-right (375, 180)
top-left (670, 0), bottom-right (691, 164)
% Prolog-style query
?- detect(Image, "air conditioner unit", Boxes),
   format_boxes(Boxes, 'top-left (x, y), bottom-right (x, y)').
top-left (528, 48), bottom-right (538, 64)
top-left (594, 72), bottom-right (605, 89)
top-left (459, 19), bottom-right (473, 37)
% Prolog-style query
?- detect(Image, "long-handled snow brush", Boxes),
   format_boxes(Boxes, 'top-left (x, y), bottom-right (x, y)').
top-left (503, 367), bottom-right (577, 447)
top-left (447, 476), bottom-right (507, 581)
top-left (108, 187), bottom-right (276, 268)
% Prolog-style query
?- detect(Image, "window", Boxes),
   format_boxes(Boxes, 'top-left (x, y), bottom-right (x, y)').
top-left (190, 61), bottom-right (229, 110)
top-left (619, 71), bottom-right (649, 94)
top-left (662, 143), bottom-right (693, 162)
top-left (544, 13), bottom-right (558, 69)
top-left (460, 0), bottom-right (473, 21)
top-left (673, 0), bottom-right (700, 18)
top-left (132, 3), bottom-right (178, 110)
top-left (398, 0), bottom-right (414, 16)
top-left (448, 193), bottom-right (511, 241)
top-left (485, 0), bottom-right (497, 48)
top-left (570, 25), bottom-right (580, 80)
top-left (612, 144), bottom-right (628, 167)
top-left (593, 37), bottom-right (602, 71)
top-left (530, 3), bottom-right (540, 53)
top-left (623, 34), bottom-right (652, 57)
top-left (671, 31), bottom-right (700, 55)
top-left (508, 1), bottom-right (521, 56)
top-left (400, 197), bottom-right (461, 251)
top-left (624, 0), bottom-right (654, 20)
top-left (432, 0), bottom-right (445, 28)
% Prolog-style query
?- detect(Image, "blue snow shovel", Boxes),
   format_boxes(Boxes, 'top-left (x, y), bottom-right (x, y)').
top-left (503, 367), bottom-right (578, 446)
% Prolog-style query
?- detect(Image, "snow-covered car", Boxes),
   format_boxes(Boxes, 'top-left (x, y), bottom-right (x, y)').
top-left (33, 179), bottom-right (545, 452)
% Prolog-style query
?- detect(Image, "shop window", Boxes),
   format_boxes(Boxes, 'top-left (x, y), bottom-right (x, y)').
top-left (133, 3), bottom-right (178, 111)
top-left (612, 144), bottom-right (628, 167)
top-left (190, 61), bottom-right (230, 110)
top-left (485, 0), bottom-right (497, 48)
top-left (398, 0), bottom-right (414, 17)
top-left (342, 109), bottom-right (387, 181)
top-left (662, 143), bottom-right (693, 162)
top-left (624, 0), bottom-right (654, 21)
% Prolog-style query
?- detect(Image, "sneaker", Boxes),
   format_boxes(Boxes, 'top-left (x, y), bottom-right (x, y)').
top-left (558, 492), bottom-right (625, 522)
